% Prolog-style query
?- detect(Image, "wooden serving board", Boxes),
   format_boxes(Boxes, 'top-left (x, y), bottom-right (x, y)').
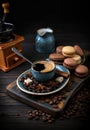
top-left (6, 73), bottom-right (90, 117)
top-left (6, 50), bottom-right (90, 116)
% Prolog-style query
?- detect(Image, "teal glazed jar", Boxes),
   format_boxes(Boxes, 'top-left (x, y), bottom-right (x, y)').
top-left (35, 28), bottom-right (55, 53)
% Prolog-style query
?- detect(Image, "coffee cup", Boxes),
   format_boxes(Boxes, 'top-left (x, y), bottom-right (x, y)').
top-left (31, 60), bottom-right (56, 82)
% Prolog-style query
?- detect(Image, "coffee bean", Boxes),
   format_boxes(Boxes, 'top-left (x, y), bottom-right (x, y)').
top-left (26, 84), bottom-right (89, 123)
top-left (20, 72), bottom-right (61, 93)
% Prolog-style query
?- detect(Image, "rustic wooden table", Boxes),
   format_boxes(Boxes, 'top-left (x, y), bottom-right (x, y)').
top-left (0, 23), bottom-right (90, 130)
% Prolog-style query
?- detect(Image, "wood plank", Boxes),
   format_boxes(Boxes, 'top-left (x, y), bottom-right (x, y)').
top-left (6, 72), bottom-right (90, 116)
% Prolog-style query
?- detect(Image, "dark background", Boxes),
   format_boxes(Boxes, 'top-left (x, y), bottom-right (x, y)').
top-left (0, 0), bottom-right (89, 34)
top-left (0, 0), bottom-right (89, 23)
top-left (0, 0), bottom-right (90, 52)
top-left (1, 0), bottom-right (90, 50)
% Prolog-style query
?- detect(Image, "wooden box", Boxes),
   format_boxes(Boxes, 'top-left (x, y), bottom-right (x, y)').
top-left (0, 34), bottom-right (25, 72)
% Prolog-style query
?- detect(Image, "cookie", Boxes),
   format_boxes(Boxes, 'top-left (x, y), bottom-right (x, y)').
top-left (63, 58), bottom-right (77, 69)
top-left (49, 53), bottom-right (65, 61)
top-left (75, 65), bottom-right (89, 77)
top-left (74, 45), bottom-right (84, 56)
top-left (62, 46), bottom-right (75, 57)
top-left (72, 54), bottom-right (82, 64)
top-left (56, 45), bottom-right (64, 53)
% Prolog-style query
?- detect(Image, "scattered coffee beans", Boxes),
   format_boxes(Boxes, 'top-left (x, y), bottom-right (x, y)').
top-left (20, 71), bottom-right (65, 93)
top-left (26, 85), bottom-right (89, 123)
top-left (19, 71), bottom-right (89, 123)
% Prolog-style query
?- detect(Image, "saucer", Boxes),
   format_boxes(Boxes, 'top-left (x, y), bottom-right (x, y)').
top-left (16, 65), bottom-right (70, 96)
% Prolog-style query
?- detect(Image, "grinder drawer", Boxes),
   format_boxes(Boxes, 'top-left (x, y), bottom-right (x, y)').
top-left (3, 43), bottom-right (22, 57)
top-left (6, 50), bottom-right (23, 67)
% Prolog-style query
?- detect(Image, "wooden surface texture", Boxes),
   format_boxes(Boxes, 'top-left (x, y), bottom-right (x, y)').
top-left (0, 24), bottom-right (90, 129)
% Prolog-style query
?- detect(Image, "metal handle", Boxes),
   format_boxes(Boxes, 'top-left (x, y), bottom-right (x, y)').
top-left (11, 47), bottom-right (33, 65)
top-left (1, 2), bottom-right (10, 23)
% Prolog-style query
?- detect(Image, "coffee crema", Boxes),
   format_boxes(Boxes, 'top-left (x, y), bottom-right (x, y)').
top-left (33, 61), bottom-right (55, 73)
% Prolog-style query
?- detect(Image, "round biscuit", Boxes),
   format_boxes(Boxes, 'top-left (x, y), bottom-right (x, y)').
top-left (63, 58), bottom-right (77, 69)
top-left (62, 46), bottom-right (75, 54)
top-left (62, 52), bottom-right (74, 57)
top-left (74, 45), bottom-right (84, 56)
top-left (72, 54), bottom-right (82, 64)
top-left (56, 45), bottom-right (64, 53)
top-left (62, 46), bottom-right (75, 57)
top-left (75, 65), bottom-right (89, 77)
top-left (49, 53), bottom-right (65, 61)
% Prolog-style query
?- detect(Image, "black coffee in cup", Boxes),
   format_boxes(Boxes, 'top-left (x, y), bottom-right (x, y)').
top-left (33, 63), bottom-right (45, 71)
top-left (33, 61), bottom-right (55, 73)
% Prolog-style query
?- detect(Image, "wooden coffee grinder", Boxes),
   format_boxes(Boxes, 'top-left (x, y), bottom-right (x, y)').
top-left (0, 2), bottom-right (25, 72)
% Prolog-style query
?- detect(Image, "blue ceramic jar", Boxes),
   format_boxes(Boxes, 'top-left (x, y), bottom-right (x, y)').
top-left (35, 28), bottom-right (55, 53)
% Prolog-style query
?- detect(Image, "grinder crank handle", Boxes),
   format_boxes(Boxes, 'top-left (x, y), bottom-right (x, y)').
top-left (2, 2), bottom-right (10, 14)
top-left (2, 2), bottom-right (10, 22)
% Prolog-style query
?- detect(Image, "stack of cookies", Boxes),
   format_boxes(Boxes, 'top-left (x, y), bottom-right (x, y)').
top-left (49, 45), bottom-right (89, 77)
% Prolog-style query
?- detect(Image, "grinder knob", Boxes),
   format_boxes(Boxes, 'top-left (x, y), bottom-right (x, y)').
top-left (2, 2), bottom-right (10, 14)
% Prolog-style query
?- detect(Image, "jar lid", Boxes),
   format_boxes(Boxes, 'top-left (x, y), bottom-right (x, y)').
top-left (37, 28), bottom-right (53, 36)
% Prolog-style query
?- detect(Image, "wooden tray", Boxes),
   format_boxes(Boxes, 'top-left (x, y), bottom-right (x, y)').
top-left (6, 73), bottom-right (90, 117)
top-left (6, 50), bottom-right (90, 116)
